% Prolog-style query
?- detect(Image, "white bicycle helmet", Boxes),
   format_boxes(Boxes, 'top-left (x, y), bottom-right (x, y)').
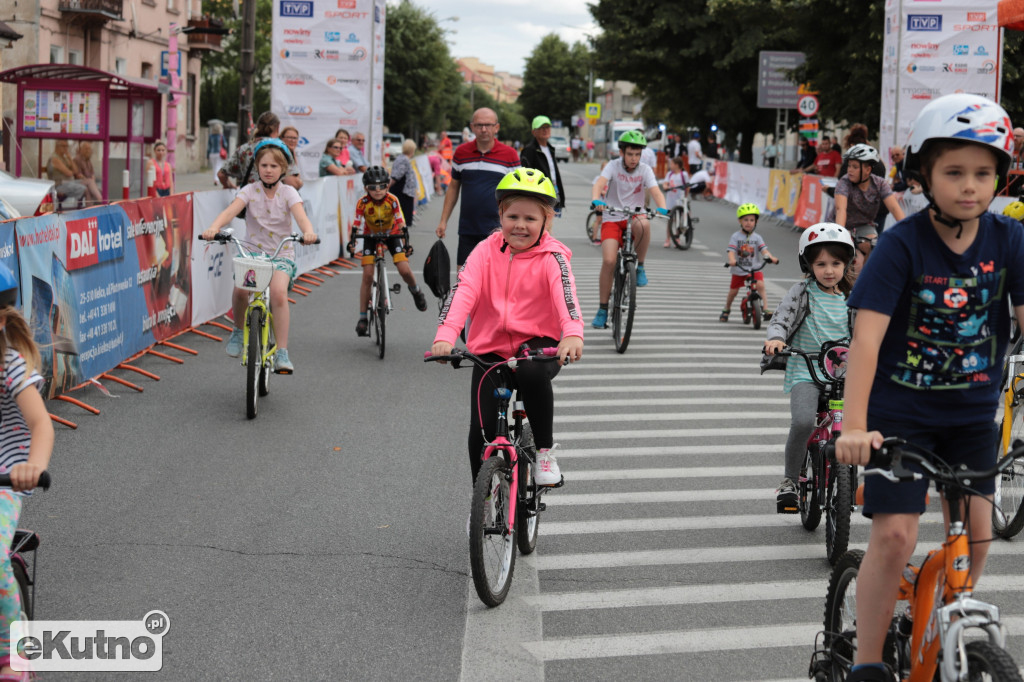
top-left (842, 143), bottom-right (881, 164)
top-left (798, 222), bottom-right (855, 273)
top-left (904, 93), bottom-right (1013, 191)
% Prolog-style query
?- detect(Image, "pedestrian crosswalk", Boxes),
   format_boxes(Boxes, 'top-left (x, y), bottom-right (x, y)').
top-left (459, 251), bottom-right (1024, 681)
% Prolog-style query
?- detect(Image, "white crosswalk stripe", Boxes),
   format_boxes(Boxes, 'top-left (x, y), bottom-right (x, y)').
top-left (460, 234), bottom-right (1024, 681)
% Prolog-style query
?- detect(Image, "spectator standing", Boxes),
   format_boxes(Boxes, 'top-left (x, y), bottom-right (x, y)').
top-left (319, 139), bottom-right (354, 177)
top-left (73, 141), bottom-right (103, 204)
top-left (427, 143), bottom-right (443, 195)
top-left (813, 137), bottom-right (842, 177)
top-left (208, 122), bottom-right (226, 184)
top-left (571, 136), bottom-right (582, 162)
top-left (686, 132), bottom-right (703, 175)
top-left (389, 139), bottom-right (419, 227)
top-left (435, 107), bottom-right (520, 265)
top-left (791, 137), bottom-right (818, 174)
top-left (279, 126), bottom-right (303, 190)
top-left (149, 141), bottom-right (174, 197)
top-left (888, 146), bottom-right (909, 192)
top-left (763, 140), bottom-right (778, 168)
top-left (586, 138), bottom-right (595, 161)
top-left (348, 132), bottom-right (369, 173)
top-left (520, 115), bottom-right (566, 213)
top-left (334, 129), bottom-right (353, 168)
top-left (219, 112), bottom-right (301, 190)
top-left (46, 139), bottom-right (86, 206)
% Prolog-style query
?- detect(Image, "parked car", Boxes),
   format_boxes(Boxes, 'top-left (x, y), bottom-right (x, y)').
top-left (383, 133), bottom-right (405, 163)
top-left (550, 136), bottom-right (570, 162)
top-left (0, 169), bottom-right (55, 217)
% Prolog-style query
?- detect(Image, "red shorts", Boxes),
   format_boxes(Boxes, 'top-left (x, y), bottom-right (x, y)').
top-left (600, 219), bottom-right (630, 246)
top-left (730, 272), bottom-right (763, 289)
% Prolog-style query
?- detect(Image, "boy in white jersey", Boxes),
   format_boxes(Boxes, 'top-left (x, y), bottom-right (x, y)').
top-left (589, 130), bottom-right (668, 328)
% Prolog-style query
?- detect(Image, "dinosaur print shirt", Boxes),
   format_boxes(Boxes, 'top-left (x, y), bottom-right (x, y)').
top-left (848, 211), bottom-right (1024, 425)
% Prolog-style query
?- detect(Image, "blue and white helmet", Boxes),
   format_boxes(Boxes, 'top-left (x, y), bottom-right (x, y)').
top-left (904, 93), bottom-right (1013, 190)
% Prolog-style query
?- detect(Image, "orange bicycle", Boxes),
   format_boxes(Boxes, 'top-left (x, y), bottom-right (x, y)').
top-left (810, 438), bottom-right (1024, 681)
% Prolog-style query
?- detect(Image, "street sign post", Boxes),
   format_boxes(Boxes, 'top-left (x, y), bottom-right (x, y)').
top-left (756, 51), bottom-right (805, 109)
top-left (797, 94), bottom-right (819, 117)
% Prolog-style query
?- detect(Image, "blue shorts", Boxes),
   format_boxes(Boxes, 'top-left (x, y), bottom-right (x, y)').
top-left (862, 416), bottom-right (998, 517)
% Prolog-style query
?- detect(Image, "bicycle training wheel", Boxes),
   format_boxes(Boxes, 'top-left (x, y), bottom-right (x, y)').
top-left (800, 448), bottom-right (822, 530)
top-left (516, 424), bottom-right (540, 555)
top-left (470, 455), bottom-right (517, 607)
top-left (612, 260), bottom-right (636, 354)
top-left (825, 462), bottom-right (853, 565)
top-left (823, 550), bottom-right (863, 680)
top-left (245, 310), bottom-right (262, 420)
top-left (995, 385), bottom-right (1024, 538)
top-left (585, 210), bottom-right (600, 244)
top-left (751, 296), bottom-right (763, 330)
top-left (259, 325), bottom-right (273, 396)
top-left (960, 641), bottom-right (1024, 681)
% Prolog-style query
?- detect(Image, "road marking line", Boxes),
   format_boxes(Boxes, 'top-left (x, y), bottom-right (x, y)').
top-left (557, 372), bottom-right (779, 382)
top-left (562, 397), bottom-right (789, 407)
top-left (554, 384), bottom-right (778, 395)
top-left (558, 427), bottom-right (790, 439)
top-left (555, 411), bottom-right (787, 423)
top-left (567, 465), bottom-right (782, 479)
top-left (548, 488), bottom-right (780, 505)
top-left (554, 444), bottom-right (784, 457)
top-left (541, 513), bottom-right (945, 536)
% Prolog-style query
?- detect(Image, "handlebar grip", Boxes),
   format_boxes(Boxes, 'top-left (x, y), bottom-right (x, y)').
top-left (0, 471), bottom-right (51, 490)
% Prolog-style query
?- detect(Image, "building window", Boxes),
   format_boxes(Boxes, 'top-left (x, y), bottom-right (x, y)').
top-left (141, 62), bottom-right (153, 80)
top-left (49, 46), bottom-right (64, 64)
top-left (69, 50), bottom-right (82, 65)
top-left (115, 58), bottom-right (127, 75)
top-left (167, 0), bottom-right (176, 10)
top-left (186, 73), bottom-right (196, 135)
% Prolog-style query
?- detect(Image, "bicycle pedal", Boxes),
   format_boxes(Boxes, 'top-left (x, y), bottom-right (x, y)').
top-left (537, 502), bottom-right (546, 513)
top-left (777, 499), bottom-right (799, 514)
top-left (274, 368), bottom-right (293, 375)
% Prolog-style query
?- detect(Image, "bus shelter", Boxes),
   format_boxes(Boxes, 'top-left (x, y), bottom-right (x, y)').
top-left (0, 64), bottom-right (162, 200)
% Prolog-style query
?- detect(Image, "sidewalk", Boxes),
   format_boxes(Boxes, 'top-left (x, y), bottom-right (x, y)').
top-left (175, 168), bottom-right (224, 193)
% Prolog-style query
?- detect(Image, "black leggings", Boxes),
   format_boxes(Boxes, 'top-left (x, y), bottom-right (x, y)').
top-left (467, 337), bottom-right (561, 483)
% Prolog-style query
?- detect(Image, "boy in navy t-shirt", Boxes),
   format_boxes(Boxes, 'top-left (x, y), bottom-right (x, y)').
top-left (836, 94), bottom-right (1024, 682)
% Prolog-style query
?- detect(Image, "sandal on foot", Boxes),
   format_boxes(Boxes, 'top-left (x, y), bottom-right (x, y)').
top-left (719, 310), bottom-right (730, 322)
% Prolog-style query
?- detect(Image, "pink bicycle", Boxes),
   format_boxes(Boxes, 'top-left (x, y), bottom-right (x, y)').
top-left (763, 339), bottom-right (854, 564)
top-left (425, 345), bottom-right (564, 606)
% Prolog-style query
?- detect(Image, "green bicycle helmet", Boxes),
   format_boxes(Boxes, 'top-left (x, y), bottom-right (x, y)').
top-left (494, 168), bottom-right (558, 206)
top-left (736, 203), bottom-right (760, 219)
top-left (618, 130), bottom-right (647, 150)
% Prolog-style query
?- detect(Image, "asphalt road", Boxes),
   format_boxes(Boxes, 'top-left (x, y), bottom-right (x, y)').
top-left (33, 161), bottom-right (1024, 680)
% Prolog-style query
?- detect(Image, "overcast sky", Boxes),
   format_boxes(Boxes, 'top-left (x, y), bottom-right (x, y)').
top-left (419, 0), bottom-right (600, 75)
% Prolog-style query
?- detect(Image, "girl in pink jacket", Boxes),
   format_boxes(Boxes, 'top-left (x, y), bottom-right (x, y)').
top-left (432, 169), bottom-right (584, 486)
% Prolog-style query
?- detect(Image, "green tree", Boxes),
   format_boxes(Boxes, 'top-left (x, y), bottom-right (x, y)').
top-left (518, 35), bottom-right (591, 131)
top-left (383, 1), bottom-right (464, 142)
top-left (589, 0), bottom-right (795, 162)
top-left (199, 0), bottom-right (273, 131)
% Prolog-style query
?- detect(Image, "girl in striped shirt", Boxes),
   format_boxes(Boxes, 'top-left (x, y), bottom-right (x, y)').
top-left (763, 223), bottom-right (855, 512)
top-left (0, 263), bottom-right (53, 681)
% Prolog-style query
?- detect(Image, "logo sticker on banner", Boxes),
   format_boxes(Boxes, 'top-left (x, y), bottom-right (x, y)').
top-left (280, 0), bottom-right (313, 17)
top-left (908, 15), bottom-right (942, 31)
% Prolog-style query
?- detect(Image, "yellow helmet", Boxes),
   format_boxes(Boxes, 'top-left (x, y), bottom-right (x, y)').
top-left (494, 168), bottom-right (557, 206)
top-left (1003, 201), bottom-right (1024, 221)
top-left (736, 203), bottom-right (760, 219)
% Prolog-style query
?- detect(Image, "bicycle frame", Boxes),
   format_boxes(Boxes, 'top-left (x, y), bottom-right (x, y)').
top-left (372, 241), bottom-right (394, 313)
top-left (480, 387), bottom-right (527, 532)
top-left (243, 293), bottom-right (276, 368)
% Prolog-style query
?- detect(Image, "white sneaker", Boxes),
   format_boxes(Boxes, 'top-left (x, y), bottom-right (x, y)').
top-left (534, 444), bottom-right (562, 486)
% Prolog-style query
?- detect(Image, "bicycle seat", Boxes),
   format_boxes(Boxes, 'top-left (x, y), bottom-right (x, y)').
top-left (12, 529), bottom-right (39, 553)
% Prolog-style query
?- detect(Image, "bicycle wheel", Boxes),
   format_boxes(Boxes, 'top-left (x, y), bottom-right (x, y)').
top-left (12, 557), bottom-right (31, 620)
top-left (823, 549), bottom-right (863, 681)
top-left (516, 424), bottom-right (540, 555)
top-left (612, 260), bottom-right (636, 354)
top-left (751, 296), bottom-right (763, 330)
top-left (372, 262), bottom-right (386, 360)
top-left (995, 384), bottom-right (1024, 539)
top-left (825, 463), bottom-right (853, 565)
top-left (667, 207), bottom-right (684, 249)
top-left (800, 447), bottom-right (822, 530)
top-left (961, 641), bottom-right (1024, 681)
top-left (245, 309), bottom-right (262, 420)
top-left (258, 325), bottom-right (273, 396)
top-left (682, 212), bottom-right (695, 249)
top-left (469, 455), bottom-right (517, 607)
top-left (585, 210), bottom-right (600, 243)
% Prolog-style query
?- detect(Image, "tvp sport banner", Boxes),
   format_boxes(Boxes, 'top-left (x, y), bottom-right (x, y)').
top-left (879, 0), bottom-right (1001, 157)
top-left (272, 0), bottom-right (386, 179)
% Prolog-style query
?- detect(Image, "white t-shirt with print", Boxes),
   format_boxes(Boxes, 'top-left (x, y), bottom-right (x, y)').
top-left (600, 158), bottom-right (658, 220)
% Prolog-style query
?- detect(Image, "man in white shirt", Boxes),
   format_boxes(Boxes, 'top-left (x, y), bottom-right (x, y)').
top-left (686, 132), bottom-right (703, 175)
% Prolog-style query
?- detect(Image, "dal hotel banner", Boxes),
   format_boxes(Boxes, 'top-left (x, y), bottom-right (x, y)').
top-left (879, 0), bottom-right (1002, 158)
top-left (271, 0), bottom-right (386, 179)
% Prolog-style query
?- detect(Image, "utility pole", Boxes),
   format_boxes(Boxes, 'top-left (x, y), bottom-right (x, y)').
top-left (238, 0), bottom-right (256, 144)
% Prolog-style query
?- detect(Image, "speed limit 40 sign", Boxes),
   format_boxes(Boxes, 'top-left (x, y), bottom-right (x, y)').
top-left (797, 94), bottom-right (819, 117)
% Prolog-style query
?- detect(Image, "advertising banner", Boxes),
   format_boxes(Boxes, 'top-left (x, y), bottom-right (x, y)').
top-left (793, 175), bottom-right (834, 229)
top-left (879, 0), bottom-right (1001, 157)
top-left (414, 154), bottom-right (433, 205)
top-left (765, 170), bottom-right (801, 219)
top-left (271, 0), bottom-right (381, 179)
top-left (722, 163), bottom-right (771, 211)
top-left (712, 161), bottom-right (728, 199)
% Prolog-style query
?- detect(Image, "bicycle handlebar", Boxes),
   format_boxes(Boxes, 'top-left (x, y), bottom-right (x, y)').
top-left (726, 260), bottom-right (778, 271)
top-left (766, 345), bottom-right (841, 388)
top-left (424, 346), bottom-right (561, 370)
top-left (825, 437), bottom-right (1024, 489)
top-left (596, 205), bottom-right (668, 219)
top-left (0, 471), bottom-right (51, 491)
top-left (200, 230), bottom-right (321, 259)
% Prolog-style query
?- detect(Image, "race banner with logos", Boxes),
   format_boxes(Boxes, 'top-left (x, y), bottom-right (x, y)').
top-left (879, 0), bottom-right (1001, 158)
top-left (272, 0), bottom-right (383, 179)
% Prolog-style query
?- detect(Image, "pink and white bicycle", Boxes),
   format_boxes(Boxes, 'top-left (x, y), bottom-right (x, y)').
top-left (425, 345), bottom-right (564, 606)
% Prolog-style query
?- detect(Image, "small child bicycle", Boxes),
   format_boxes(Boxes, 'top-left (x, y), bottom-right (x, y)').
top-left (424, 345), bottom-right (564, 607)
top-left (202, 229), bottom-right (319, 419)
top-left (726, 260), bottom-right (776, 330)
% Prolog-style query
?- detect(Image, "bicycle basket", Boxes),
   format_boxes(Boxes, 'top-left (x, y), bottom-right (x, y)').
top-left (232, 256), bottom-right (274, 292)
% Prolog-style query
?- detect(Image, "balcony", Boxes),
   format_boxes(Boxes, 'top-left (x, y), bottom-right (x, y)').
top-left (58, 0), bottom-right (123, 24)
top-left (185, 17), bottom-right (227, 52)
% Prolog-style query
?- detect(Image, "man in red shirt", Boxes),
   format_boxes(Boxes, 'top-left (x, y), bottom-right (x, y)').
top-left (814, 136), bottom-right (842, 177)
